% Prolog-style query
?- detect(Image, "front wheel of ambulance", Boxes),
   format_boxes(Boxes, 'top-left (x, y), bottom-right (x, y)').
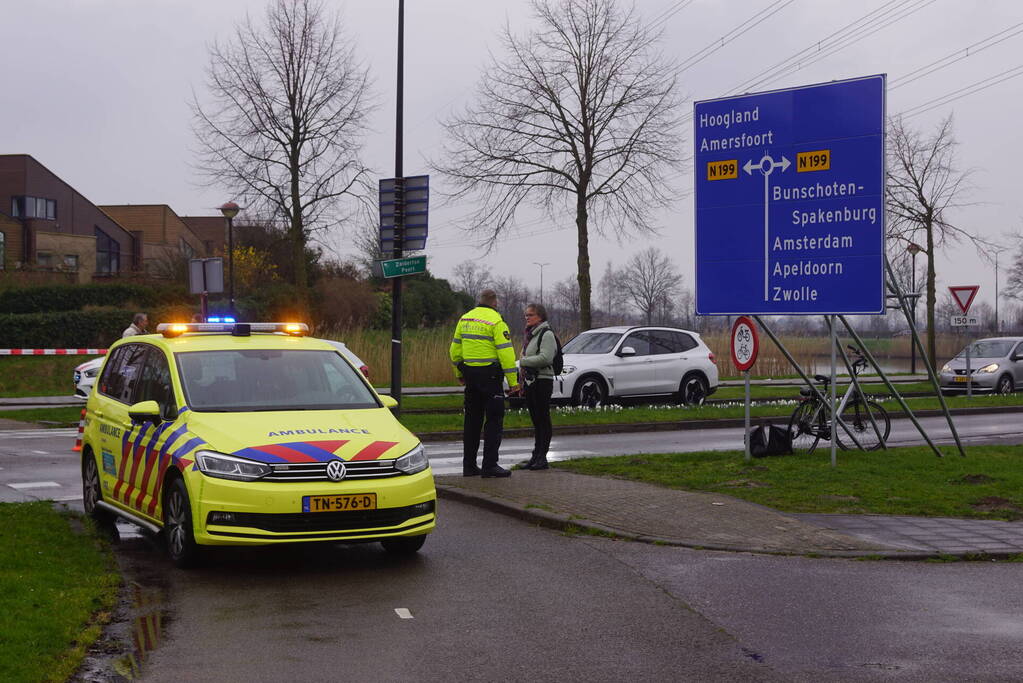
top-left (381, 534), bottom-right (427, 556)
top-left (164, 478), bottom-right (203, 568)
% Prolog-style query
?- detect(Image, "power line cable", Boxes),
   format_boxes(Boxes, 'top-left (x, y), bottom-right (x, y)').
top-left (890, 21), bottom-right (1023, 89)
top-left (677, 0), bottom-right (797, 75)
top-left (730, 0), bottom-right (938, 95)
top-left (899, 63), bottom-right (1023, 118)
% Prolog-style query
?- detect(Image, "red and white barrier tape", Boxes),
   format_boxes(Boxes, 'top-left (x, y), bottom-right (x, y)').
top-left (0, 348), bottom-right (107, 356)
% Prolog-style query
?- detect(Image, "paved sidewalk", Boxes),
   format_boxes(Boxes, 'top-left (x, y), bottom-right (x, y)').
top-left (436, 469), bottom-right (1023, 559)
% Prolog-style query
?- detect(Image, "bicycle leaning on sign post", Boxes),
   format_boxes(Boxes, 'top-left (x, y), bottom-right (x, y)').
top-left (787, 345), bottom-right (891, 454)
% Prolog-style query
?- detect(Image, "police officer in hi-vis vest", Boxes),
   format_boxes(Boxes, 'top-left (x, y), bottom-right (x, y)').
top-left (449, 289), bottom-right (519, 478)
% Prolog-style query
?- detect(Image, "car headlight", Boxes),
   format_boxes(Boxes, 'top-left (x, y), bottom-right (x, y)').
top-left (395, 443), bottom-right (429, 474)
top-left (940, 363), bottom-right (951, 373)
top-left (195, 450), bottom-right (271, 481)
top-left (562, 365), bottom-right (577, 375)
top-left (976, 363), bottom-right (999, 374)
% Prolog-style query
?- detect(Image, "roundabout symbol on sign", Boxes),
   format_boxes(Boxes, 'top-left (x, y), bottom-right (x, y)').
top-left (731, 316), bottom-right (759, 372)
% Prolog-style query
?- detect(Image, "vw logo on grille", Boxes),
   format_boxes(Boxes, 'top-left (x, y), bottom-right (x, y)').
top-left (326, 460), bottom-right (347, 481)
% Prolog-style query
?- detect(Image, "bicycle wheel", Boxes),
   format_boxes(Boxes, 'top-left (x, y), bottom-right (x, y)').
top-left (836, 399), bottom-right (890, 451)
top-left (788, 401), bottom-right (823, 454)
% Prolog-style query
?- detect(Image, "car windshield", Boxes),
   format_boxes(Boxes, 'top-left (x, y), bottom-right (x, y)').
top-left (562, 332), bottom-right (622, 355)
top-left (956, 341), bottom-right (1014, 358)
top-left (176, 349), bottom-right (378, 412)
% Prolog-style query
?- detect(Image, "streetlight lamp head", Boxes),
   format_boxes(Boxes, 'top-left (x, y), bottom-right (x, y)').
top-left (906, 242), bottom-right (922, 255)
top-left (219, 202), bottom-right (241, 219)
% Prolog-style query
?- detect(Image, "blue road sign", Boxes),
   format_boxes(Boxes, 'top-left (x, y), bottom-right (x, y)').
top-left (380, 175), bottom-right (429, 253)
top-left (694, 75), bottom-right (885, 315)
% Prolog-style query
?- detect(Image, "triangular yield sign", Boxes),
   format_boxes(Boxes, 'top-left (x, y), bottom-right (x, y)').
top-left (948, 285), bottom-right (979, 314)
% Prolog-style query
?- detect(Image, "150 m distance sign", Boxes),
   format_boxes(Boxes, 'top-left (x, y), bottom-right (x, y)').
top-left (694, 75), bottom-right (886, 315)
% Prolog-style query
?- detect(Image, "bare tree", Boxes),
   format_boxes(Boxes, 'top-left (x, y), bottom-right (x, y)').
top-left (491, 275), bottom-right (532, 328)
top-left (598, 261), bottom-right (628, 326)
top-left (1004, 233), bottom-right (1023, 304)
top-left (435, 0), bottom-right (684, 330)
top-left (886, 114), bottom-right (990, 365)
top-left (619, 247), bottom-right (682, 325)
top-left (452, 260), bottom-right (493, 299)
top-left (193, 0), bottom-right (373, 291)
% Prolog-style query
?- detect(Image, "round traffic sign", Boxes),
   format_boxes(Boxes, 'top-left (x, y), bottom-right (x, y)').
top-left (730, 316), bottom-right (759, 372)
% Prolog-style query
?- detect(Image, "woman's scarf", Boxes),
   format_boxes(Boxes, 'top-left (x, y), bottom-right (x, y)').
top-left (522, 322), bottom-right (539, 357)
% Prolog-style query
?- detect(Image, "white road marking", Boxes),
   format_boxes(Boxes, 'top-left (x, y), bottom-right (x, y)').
top-left (394, 608), bottom-right (414, 619)
top-left (0, 429), bottom-right (78, 439)
top-left (8, 481), bottom-right (62, 490)
top-left (32, 450), bottom-right (49, 455)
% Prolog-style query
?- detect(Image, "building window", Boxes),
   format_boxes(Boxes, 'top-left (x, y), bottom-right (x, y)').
top-left (11, 196), bottom-right (56, 220)
top-left (95, 227), bottom-right (120, 274)
top-left (0, 231), bottom-right (5, 270)
top-left (37, 251), bottom-right (54, 268)
top-left (63, 254), bottom-right (79, 270)
top-left (179, 237), bottom-right (196, 259)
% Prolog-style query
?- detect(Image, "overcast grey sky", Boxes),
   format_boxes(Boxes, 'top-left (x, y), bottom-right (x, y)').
top-left (2, 0), bottom-right (1021, 314)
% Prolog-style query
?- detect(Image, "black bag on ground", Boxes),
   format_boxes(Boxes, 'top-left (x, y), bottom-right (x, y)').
top-left (749, 422), bottom-right (793, 457)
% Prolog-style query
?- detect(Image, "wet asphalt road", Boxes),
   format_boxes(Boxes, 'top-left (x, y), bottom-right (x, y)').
top-left (105, 500), bottom-right (1023, 682)
top-left (133, 500), bottom-right (772, 682)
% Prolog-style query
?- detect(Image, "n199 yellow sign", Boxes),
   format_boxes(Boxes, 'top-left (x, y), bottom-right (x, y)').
top-left (706, 159), bottom-right (738, 181)
top-left (797, 149), bottom-right (830, 172)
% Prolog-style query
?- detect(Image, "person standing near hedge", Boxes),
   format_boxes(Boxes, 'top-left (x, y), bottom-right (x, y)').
top-left (122, 313), bottom-right (148, 338)
top-left (519, 303), bottom-right (557, 470)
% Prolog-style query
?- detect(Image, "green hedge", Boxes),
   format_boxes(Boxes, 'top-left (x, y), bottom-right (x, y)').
top-left (0, 310), bottom-right (135, 348)
top-left (0, 283), bottom-right (190, 314)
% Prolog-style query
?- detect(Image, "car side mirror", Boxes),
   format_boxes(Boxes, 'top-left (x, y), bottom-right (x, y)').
top-left (618, 346), bottom-right (636, 357)
top-left (128, 400), bottom-right (162, 425)
top-left (379, 395), bottom-right (399, 409)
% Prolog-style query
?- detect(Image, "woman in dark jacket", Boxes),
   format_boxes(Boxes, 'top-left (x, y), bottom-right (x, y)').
top-left (519, 303), bottom-right (558, 470)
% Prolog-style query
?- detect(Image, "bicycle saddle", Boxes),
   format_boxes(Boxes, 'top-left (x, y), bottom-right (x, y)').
top-left (814, 374), bottom-right (830, 384)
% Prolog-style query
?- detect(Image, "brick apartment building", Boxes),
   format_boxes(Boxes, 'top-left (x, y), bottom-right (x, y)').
top-left (0, 154), bottom-right (221, 283)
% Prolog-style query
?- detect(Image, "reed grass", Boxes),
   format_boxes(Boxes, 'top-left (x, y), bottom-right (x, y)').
top-left (319, 325), bottom-right (969, 387)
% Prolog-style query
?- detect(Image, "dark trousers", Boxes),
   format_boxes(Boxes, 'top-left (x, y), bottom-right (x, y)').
top-left (525, 378), bottom-right (553, 462)
top-left (462, 364), bottom-right (505, 470)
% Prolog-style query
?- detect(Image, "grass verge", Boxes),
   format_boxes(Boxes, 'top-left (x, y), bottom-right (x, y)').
top-left (555, 444), bottom-right (1023, 520)
top-left (0, 406), bottom-right (84, 426)
top-left (398, 392), bottom-right (1023, 433)
top-left (0, 502), bottom-right (120, 682)
top-left (0, 356), bottom-right (86, 398)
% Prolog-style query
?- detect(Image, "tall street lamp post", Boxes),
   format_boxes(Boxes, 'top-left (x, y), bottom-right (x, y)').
top-left (219, 202), bottom-right (241, 317)
top-left (533, 261), bottom-right (549, 307)
top-left (907, 242), bottom-right (922, 375)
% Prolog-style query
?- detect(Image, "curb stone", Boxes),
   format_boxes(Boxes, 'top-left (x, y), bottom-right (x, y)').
top-left (435, 483), bottom-right (1023, 562)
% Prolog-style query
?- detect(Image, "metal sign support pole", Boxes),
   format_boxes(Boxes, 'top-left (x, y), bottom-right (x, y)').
top-left (966, 344), bottom-right (972, 399)
top-left (744, 369), bottom-right (751, 462)
top-left (837, 316), bottom-right (948, 458)
top-left (389, 0), bottom-right (405, 417)
top-left (829, 315), bottom-right (837, 467)
top-left (752, 315), bottom-right (861, 447)
top-left (826, 318), bottom-right (886, 450)
top-left (882, 255), bottom-right (965, 456)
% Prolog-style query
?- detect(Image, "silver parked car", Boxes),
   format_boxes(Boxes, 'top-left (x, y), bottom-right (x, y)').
top-left (939, 337), bottom-right (1023, 395)
top-left (552, 326), bottom-right (719, 407)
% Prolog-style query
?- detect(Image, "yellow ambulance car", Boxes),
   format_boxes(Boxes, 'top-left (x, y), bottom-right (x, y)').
top-left (80, 322), bottom-right (435, 567)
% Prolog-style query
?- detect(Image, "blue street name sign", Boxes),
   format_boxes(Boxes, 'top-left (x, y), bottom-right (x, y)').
top-left (694, 75), bottom-right (885, 315)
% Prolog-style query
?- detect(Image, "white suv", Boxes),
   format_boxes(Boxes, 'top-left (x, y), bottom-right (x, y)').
top-left (553, 326), bottom-right (718, 407)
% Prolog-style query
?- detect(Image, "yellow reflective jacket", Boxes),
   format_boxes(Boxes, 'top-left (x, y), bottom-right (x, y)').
top-left (449, 305), bottom-right (519, 389)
